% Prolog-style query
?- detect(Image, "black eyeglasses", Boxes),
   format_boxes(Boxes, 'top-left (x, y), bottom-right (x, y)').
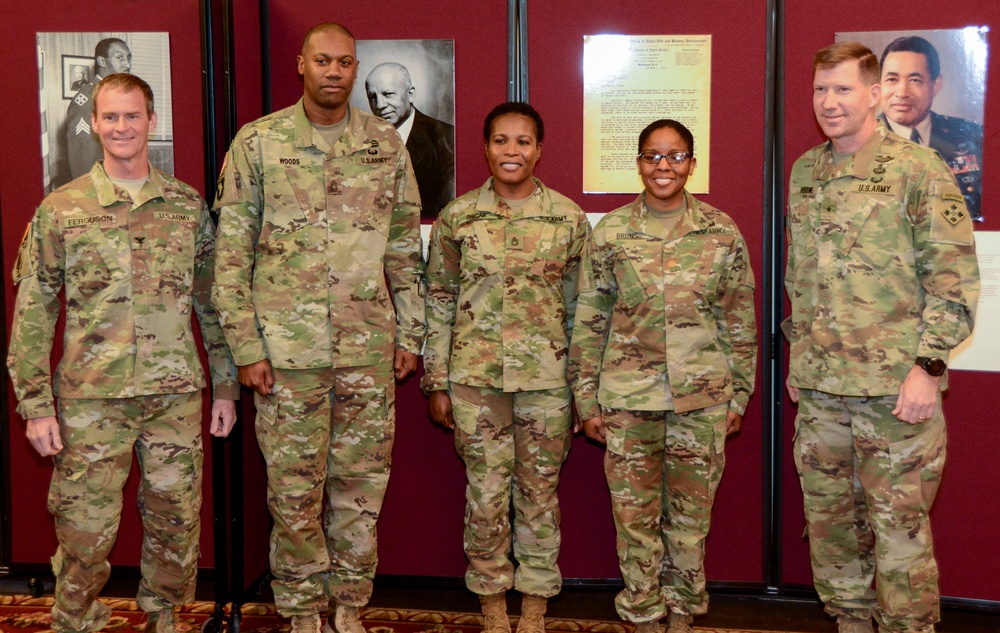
top-left (637, 151), bottom-right (691, 165)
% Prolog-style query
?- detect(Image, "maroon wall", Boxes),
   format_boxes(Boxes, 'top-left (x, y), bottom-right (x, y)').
top-left (0, 1), bottom-right (218, 567)
top-left (781, 1), bottom-right (1000, 600)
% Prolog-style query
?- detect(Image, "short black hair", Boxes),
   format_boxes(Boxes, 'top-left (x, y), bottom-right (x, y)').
top-left (94, 37), bottom-right (127, 59)
top-left (483, 102), bottom-right (544, 143)
top-left (637, 119), bottom-right (694, 156)
top-left (880, 36), bottom-right (940, 80)
top-left (302, 22), bottom-right (356, 55)
top-left (93, 38), bottom-right (128, 74)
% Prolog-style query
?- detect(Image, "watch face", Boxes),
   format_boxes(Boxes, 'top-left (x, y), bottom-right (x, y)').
top-left (925, 358), bottom-right (946, 376)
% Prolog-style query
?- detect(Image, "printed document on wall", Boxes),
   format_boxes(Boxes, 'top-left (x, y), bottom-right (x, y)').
top-left (582, 34), bottom-right (711, 194)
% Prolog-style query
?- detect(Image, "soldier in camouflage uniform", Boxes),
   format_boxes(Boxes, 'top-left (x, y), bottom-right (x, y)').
top-left (785, 43), bottom-right (979, 633)
top-left (423, 102), bottom-right (590, 633)
top-left (568, 120), bottom-right (756, 633)
top-left (212, 23), bottom-right (424, 633)
top-left (6, 74), bottom-right (239, 633)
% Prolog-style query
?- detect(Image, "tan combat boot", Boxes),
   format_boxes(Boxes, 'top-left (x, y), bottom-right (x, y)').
top-left (665, 612), bottom-right (693, 633)
top-left (480, 592), bottom-right (511, 633)
top-left (324, 605), bottom-right (366, 633)
top-left (291, 613), bottom-right (323, 633)
top-left (144, 608), bottom-right (176, 633)
top-left (634, 621), bottom-right (661, 633)
top-left (515, 594), bottom-right (547, 633)
top-left (837, 617), bottom-right (875, 633)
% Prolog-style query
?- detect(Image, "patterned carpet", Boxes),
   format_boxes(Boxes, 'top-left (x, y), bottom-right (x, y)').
top-left (0, 595), bottom-right (779, 633)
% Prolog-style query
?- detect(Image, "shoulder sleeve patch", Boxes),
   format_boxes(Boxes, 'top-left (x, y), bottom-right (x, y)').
top-left (928, 178), bottom-right (974, 246)
top-left (215, 153), bottom-right (228, 202)
top-left (12, 222), bottom-right (35, 283)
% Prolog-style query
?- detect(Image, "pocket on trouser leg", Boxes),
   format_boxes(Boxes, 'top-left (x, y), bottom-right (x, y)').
top-left (48, 449), bottom-right (125, 535)
top-left (542, 395), bottom-right (572, 440)
top-left (252, 392), bottom-right (281, 471)
top-left (533, 394), bottom-right (573, 473)
top-left (254, 391), bottom-right (278, 426)
top-left (707, 404), bottom-right (730, 495)
top-left (603, 411), bottom-right (628, 458)
top-left (450, 388), bottom-right (480, 437)
top-left (451, 388), bottom-right (499, 473)
top-left (888, 418), bottom-right (946, 523)
top-left (452, 386), bottom-right (515, 477)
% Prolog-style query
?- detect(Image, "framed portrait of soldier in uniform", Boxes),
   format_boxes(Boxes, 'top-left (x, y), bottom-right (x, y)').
top-left (61, 56), bottom-right (93, 100)
top-left (349, 39), bottom-right (457, 222)
top-left (836, 27), bottom-right (989, 220)
top-left (37, 31), bottom-right (175, 193)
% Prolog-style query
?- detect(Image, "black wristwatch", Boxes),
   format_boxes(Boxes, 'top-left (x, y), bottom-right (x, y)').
top-left (915, 356), bottom-right (947, 377)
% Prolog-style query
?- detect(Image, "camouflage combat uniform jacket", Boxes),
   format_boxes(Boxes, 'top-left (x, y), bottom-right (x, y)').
top-left (784, 123), bottom-right (979, 395)
top-left (422, 178), bottom-right (590, 393)
top-left (569, 191), bottom-right (756, 419)
top-left (213, 101), bottom-right (425, 369)
top-left (7, 163), bottom-right (239, 420)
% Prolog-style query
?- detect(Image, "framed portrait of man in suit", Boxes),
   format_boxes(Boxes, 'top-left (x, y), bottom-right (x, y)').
top-left (350, 39), bottom-right (456, 222)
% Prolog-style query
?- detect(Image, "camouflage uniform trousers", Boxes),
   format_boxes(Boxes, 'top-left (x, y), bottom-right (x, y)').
top-left (255, 364), bottom-right (394, 617)
top-left (794, 389), bottom-right (945, 633)
top-left (450, 383), bottom-right (573, 598)
top-left (602, 403), bottom-right (729, 623)
top-left (48, 391), bottom-right (204, 633)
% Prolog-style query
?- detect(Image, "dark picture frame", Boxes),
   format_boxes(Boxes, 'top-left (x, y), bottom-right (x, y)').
top-left (61, 54), bottom-right (93, 99)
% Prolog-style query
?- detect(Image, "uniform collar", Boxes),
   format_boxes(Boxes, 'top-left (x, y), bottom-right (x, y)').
top-left (629, 189), bottom-right (712, 241)
top-left (813, 121), bottom-right (888, 182)
top-left (293, 100), bottom-right (372, 156)
top-left (92, 161), bottom-right (166, 208)
top-left (476, 177), bottom-right (550, 217)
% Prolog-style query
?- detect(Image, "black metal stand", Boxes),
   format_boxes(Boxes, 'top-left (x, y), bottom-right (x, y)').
top-left (201, 418), bottom-right (246, 633)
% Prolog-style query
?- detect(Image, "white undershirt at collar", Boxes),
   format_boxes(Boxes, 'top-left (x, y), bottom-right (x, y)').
top-left (397, 109), bottom-right (415, 143)
top-left (884, 114), bottom-right (932, 147)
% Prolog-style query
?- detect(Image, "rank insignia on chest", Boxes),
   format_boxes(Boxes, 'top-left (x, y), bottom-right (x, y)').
top-left (132, 233), bottom-right (148, 250)
top-left (942, 203), bottom-right (966, 225)
top-left (799, 186), bottom-right (814, 195)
